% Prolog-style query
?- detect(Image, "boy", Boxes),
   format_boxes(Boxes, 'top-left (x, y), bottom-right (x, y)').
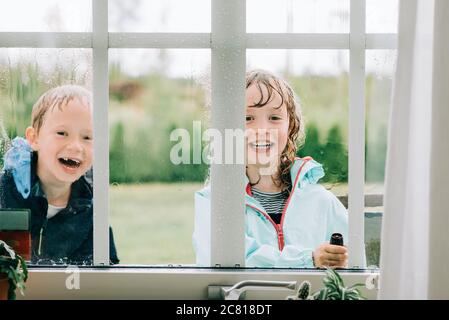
top-left (0, 85), bottom-right (119, 264)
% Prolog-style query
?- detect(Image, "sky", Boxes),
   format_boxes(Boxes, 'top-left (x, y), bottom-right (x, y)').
top-left (0, 0), bottom-right (398, 78)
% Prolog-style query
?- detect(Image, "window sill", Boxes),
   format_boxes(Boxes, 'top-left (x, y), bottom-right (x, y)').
top-left (18, 267), bottom-right (379, 300)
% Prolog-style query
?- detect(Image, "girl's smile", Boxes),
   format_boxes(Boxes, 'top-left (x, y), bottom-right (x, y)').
top-left (248, 140), bottom-right (275, 150)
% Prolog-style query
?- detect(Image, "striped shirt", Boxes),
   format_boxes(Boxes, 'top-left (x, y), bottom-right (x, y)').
top-left (251, 187), bottom-right (290, 224)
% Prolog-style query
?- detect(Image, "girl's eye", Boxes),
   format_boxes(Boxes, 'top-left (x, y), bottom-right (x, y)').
top-left (270, 115), bottom-right (282, 120)
top-left (246, 115), bottom-right (254, 121)
top-left (57, 131), bottom-right (67, 136)
top-left (84, 136), bottom-right (92, 141)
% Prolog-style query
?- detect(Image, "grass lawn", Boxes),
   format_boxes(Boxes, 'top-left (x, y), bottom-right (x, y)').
top-left (110, 182), bottom-right (203, 265)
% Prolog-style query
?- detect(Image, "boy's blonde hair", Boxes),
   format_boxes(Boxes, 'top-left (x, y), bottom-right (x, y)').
top-left (246, 69), bottom-right (305, 190)
top-left (31, 85), bottom-right (92, 132)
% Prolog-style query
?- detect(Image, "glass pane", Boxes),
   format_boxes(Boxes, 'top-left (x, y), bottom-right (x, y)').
top-left (109, 49), bottom-right (210, 265)
top-left (247, 0), bottom-right (349, 33)
top-left (0, 48), bottom-right (94, 265)
top-left (247, 50), bottom-right (351, 268)
top-left (0, 0), bottom-right (92, 32)
top-left (366, 0), bottom-right (399, 33)
top-left (365, 50), bottom-right (397, 268)
top-left (109, 0), bottom-right (211, 32)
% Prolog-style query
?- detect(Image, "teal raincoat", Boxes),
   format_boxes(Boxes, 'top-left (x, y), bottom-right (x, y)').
top-left (193, 157), bottom-right (365, 268)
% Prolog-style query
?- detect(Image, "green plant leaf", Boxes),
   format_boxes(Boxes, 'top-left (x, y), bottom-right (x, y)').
top-left (308, 268), bottom-right (367, 300)
top-left (0, 240), bottom-right (28, 299)
top-left (0, 240), bottom-right (16, 260)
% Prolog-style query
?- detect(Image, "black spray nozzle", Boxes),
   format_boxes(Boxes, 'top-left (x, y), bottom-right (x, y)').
top-left (330, 233), bottom-right (344, 246)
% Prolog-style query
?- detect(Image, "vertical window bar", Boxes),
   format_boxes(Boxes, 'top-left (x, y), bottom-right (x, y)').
top-left (210, 0), bottom-right (246, 267)
top-left (349, 0), bottom-right (367, 268)
top-left (92, 0), bottom-right (110, 266)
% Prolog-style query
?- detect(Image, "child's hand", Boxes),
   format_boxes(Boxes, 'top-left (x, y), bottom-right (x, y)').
top-left (312, 243), bottom-right (348, 268)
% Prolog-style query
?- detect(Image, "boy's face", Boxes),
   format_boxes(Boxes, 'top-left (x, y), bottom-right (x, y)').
top-left (27, 98), bottom-right (93, 185)
top-left (245, 83), bottom-right (289, 170)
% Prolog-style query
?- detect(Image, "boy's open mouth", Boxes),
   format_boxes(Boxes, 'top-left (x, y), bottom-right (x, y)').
top-left (58, 157), bottom-right (82, 169)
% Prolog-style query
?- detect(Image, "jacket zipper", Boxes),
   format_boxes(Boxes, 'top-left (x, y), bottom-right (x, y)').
top-left (38, 218), bottom-right (48, 256)
top-left (246, 157), bottom-right (311, 251)
top-left (246, 204), bottom-right (283, 250)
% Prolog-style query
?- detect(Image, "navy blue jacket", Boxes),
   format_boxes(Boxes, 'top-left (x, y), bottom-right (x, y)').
top-left (0, 152), bottom-right (119, 265)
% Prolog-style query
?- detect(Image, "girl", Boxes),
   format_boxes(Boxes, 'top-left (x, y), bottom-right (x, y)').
top-left (193, 70), bottom-right (363, 268)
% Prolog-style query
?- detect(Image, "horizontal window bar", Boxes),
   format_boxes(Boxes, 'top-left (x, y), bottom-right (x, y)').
top-left (337, 194), bottom-right (384, 209)
top-left (0, 32), bottom-right (92, 48)
top-left (109, 33), bottom-right (211, 48)
top-left (0, 32), bottom-right (397, 49)
top-left (246, 33), bottom-right (349, 49)
top-left (366, 34), bottom-right (397, 49)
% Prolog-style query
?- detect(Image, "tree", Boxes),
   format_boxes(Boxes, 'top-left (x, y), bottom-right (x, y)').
top-left (322, 125), bottom-right (348, 183)
top-left (298, 123), bottom-right (324, 164)
top-left (109, 122), bottom-right (126, 183)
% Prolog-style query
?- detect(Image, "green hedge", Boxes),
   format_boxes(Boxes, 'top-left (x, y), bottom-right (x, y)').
top-left (1, 64), bottom-right (388, 183)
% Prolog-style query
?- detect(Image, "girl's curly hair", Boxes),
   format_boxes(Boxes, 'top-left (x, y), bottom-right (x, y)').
top-left (246, 69), bottom-right (305, 191)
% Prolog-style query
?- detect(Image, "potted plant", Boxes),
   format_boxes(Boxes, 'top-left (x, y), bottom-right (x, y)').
top-left (0, 239), bottom-right (28, 300)
top-left (287, 268), bottom-right (366, 300)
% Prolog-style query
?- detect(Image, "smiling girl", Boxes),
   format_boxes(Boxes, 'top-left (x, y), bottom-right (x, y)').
top-left (194, 70), bottom-right (364, 268)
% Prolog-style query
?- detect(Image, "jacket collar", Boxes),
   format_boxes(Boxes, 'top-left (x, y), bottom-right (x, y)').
top-left (289, 157), bottom-right (324, 189)
top-left (244, 157), bottom-right (324, 210)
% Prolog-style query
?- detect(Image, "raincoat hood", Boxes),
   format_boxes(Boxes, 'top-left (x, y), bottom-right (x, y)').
top-left (2, 137), bottom-right (32, 199)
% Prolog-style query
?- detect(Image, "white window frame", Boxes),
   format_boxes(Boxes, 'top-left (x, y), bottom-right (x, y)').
top-left (1, 0), bottom-right (396, 299)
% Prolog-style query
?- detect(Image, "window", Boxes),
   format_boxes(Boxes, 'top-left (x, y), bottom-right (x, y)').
top-left (0, 0), bottom-right (91, 32)
top-left (1, 0), bottom-right (397, 285)
top-left (108, 0), bottom-right (211, 33)
top-left (108, 49), bottom-right (210, 265)
top-left (365, 50), bottom-right (397, 267)
top-left (364, 0), bottom-right (398, 268)
top-left (247, 0), bottom-right (349, 33)
top-left (0, 1), bottom-right (94, 265)
top-left (366, 0), bottom-right (399, 33)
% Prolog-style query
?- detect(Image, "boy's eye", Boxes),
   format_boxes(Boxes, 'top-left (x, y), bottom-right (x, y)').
top-left (246, 115), bottom-right (254, 121)
top-left (84, 136), bottom-right (92, 141)
top-left (57, 131), bottom-right (67, 136)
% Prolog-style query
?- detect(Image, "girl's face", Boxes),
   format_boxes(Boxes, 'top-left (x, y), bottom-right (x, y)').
top-left (245, 83), bottom-right (289, 170)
